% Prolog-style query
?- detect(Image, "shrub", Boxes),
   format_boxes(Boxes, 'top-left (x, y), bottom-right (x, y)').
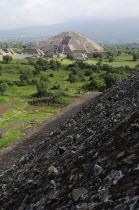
top-left (51, 82), bottom-right (61, 90)
top-left (67, 54), bottom-right (75, 60)
top-left (84, 78), bottom-right (100, 90)
top-left (49, 73), bottom-right (54, 77)
top-left (109, 56), bottom-right (115, 63)
top-left (0, 82), bottom-right (9, 95)
top-left (133, 54), bottom-right (138, 61)
top-left (3, 55), bottom-right (13, 64)
top-left (40, 75), bottom-right (49, 82)
top-left (103, 73), bottom-right (121, 89)
top-left (19, 69), bottom-right (33, 84)
top-left (36, 81), bottom-right (48, 97)
top-left (0, 65), bottom-right (2, 75)
top-left (84, 70), bottom-right (92, 76)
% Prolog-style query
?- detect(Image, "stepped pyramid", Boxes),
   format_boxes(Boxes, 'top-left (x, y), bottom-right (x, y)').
top-left (37, 31), bottom-right (102, 59)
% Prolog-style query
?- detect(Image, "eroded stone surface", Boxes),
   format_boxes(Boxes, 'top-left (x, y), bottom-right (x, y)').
top-left (0, 71), bottom-right (139, 209)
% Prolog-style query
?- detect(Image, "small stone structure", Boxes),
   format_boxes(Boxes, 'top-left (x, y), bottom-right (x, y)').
top-left (22, 49), bottom-right (45, 57)
top-left (37, 31), bottom-right (103, 59)
top-left (0, 48), bottom-right (15, 56)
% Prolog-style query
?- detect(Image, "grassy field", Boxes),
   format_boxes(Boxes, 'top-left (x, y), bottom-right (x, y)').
top-left (48, 54), bottom-right (139, 68)
top-left (0, 53), bottom-right (139, 148)
top-left (86, 54), bottom-right (139, 67)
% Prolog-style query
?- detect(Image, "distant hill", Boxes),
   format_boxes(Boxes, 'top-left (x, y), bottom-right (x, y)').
top-left (0, 18), bottom-right (139, 43)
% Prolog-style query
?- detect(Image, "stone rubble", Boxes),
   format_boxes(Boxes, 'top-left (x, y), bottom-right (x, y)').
top-left (0, 71), bottom-right (139, 209)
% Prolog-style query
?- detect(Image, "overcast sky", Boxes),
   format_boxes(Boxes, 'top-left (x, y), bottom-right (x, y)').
top-left (0, 0), bottom-right (139, 30)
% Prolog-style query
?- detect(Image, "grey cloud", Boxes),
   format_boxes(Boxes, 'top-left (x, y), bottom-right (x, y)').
top-left (0, 0), bottom-right (139, 29)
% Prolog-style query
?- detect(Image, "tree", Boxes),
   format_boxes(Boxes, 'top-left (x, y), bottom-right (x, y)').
top-left (84, 78), bottom-right (99, 90)
top-left (133, 54), bottom-right (138, 61)
top-left (40, 75), bottom-right (49, 82)
top-left (103, 73), bottom-right (120, 89)
top-left (117, 50), bottom-right (122, 56)
top-left (93, 52), bottom-right (104, 58)
top-left (67, 54), bottom-right (75, 60)
top-left (50, 60), bottom-right (57, 70)
top-left (36, 81), bottom-right (48, 96)
top-left (28, 58), bottom-right (35, 65)
top-left (51, 81), bottom-right (61, 90)
top-left (35, 58), bottom-right (49, 71)
top-left (19, 69), bottom-right (33, 84)
top-left (0, 65), bottom-right (2, 75)
top-left (0, 82), bottom-right (9, 95)
top-left (84, 70), bottom-right (92, 76)
top-left (109, 56), bottom-right (115, 63)
top-left (3, 55), bottom-right (13, 64)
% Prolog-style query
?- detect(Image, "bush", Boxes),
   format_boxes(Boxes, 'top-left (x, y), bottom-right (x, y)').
top-left (19, 69), bottom-right (33, 85)
top-left (109, 56), bottom-right (115, 63)
top-left (31, 79), bottom-right (38, 85)
top-left (28, 58), bottom-right (35, 65)
top-left (36, 81), bottom-right (48, 97)
top-left (83, 77), bottom-right (106, 92)
top-left (0, 65), bottom-right (2, 75)
top-left (49, 73), bottom-right (54, 77)
top-left (0, 82), bottom-right (9, 95)
top-left (93, 52), bottom-right (104, 58)
top-left (103, 73), bottom-right (121, 89)
top-left (40, 75), bottom-right (49, 82)
top-left (133, 54), bottom-right (138, 61)
top-left (67, 74), bottom-right (77, 83)
top-left (3, 55), bottom-right (13, 64)
top-left (102, 64), bottom-right (113, 71)
top-left (51, 82), bottom-right (61, 90)
top-left (84, 70), bottom-right (92, 76)
top-left (67, 54), bottom-right (75, 60)
top-left (83, 78), bottom-right (100, 91)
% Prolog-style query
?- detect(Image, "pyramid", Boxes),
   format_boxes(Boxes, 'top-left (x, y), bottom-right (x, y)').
top-left (1, 71), bottom-right (139, 209)
top-left (37, 31), bottom-right (102, 59)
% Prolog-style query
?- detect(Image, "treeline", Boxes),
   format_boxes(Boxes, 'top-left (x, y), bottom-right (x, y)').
top-left (66, 61), bottom-right (139, 91)
top-left (0, 41), bottom-right (36, 49)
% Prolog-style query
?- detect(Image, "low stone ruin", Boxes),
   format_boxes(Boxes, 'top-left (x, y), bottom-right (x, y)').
top-left (0, 48), bottom-right (15, 56)
top-left (0, 71), bottom-right (139, 209)
top-left (21, 49), bottom-right (45, 57)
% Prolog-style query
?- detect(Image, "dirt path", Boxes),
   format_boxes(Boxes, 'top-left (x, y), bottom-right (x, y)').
top-left (0, 118), bottom-right (47, 137)
top-left (0, 100), bottom-right (18, 114)
top-left (0, 92), bottom-right (101, 174)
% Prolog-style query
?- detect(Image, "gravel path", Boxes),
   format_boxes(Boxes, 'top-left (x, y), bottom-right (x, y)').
top-left (0, 92), bottom-right (101, 174)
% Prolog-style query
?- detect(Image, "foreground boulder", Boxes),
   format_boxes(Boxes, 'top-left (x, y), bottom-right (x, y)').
top-left (0, 71), bottom-right (139, 209)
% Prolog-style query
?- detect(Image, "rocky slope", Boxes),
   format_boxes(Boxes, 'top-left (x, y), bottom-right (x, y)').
top-left (0, 71), bottom-right (139, 209)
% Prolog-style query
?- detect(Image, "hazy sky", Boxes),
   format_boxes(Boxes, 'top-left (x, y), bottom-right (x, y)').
top-left (0, 0), bottom-right (139, 29)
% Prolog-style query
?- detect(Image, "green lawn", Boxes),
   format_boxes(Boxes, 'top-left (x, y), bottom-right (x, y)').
top-left (86, 54), bottom-right (139, 68)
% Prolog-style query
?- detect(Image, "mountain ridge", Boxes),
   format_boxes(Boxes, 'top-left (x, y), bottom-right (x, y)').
top-left (0, 18), bottom-right (139, 43)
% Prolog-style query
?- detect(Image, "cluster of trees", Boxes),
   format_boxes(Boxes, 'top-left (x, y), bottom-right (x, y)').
top-left (1, 53), bottom-right (139, 97)
top-left (83, 73), bottom-right (121, 91)
top-left (66, 61), bottom-right (139, 91)
top-left (67, 61), bottom-right (137, 74)
top-left (28, 58), bottom-right (61, 75)
top-left (93, 51), bottom-right (122, 63)
top-left (0, 41), bottom-right (35, 50)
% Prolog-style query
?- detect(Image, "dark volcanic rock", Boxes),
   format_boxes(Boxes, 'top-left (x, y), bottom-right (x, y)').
top-left (1, 71), bottom-right (139, 209)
